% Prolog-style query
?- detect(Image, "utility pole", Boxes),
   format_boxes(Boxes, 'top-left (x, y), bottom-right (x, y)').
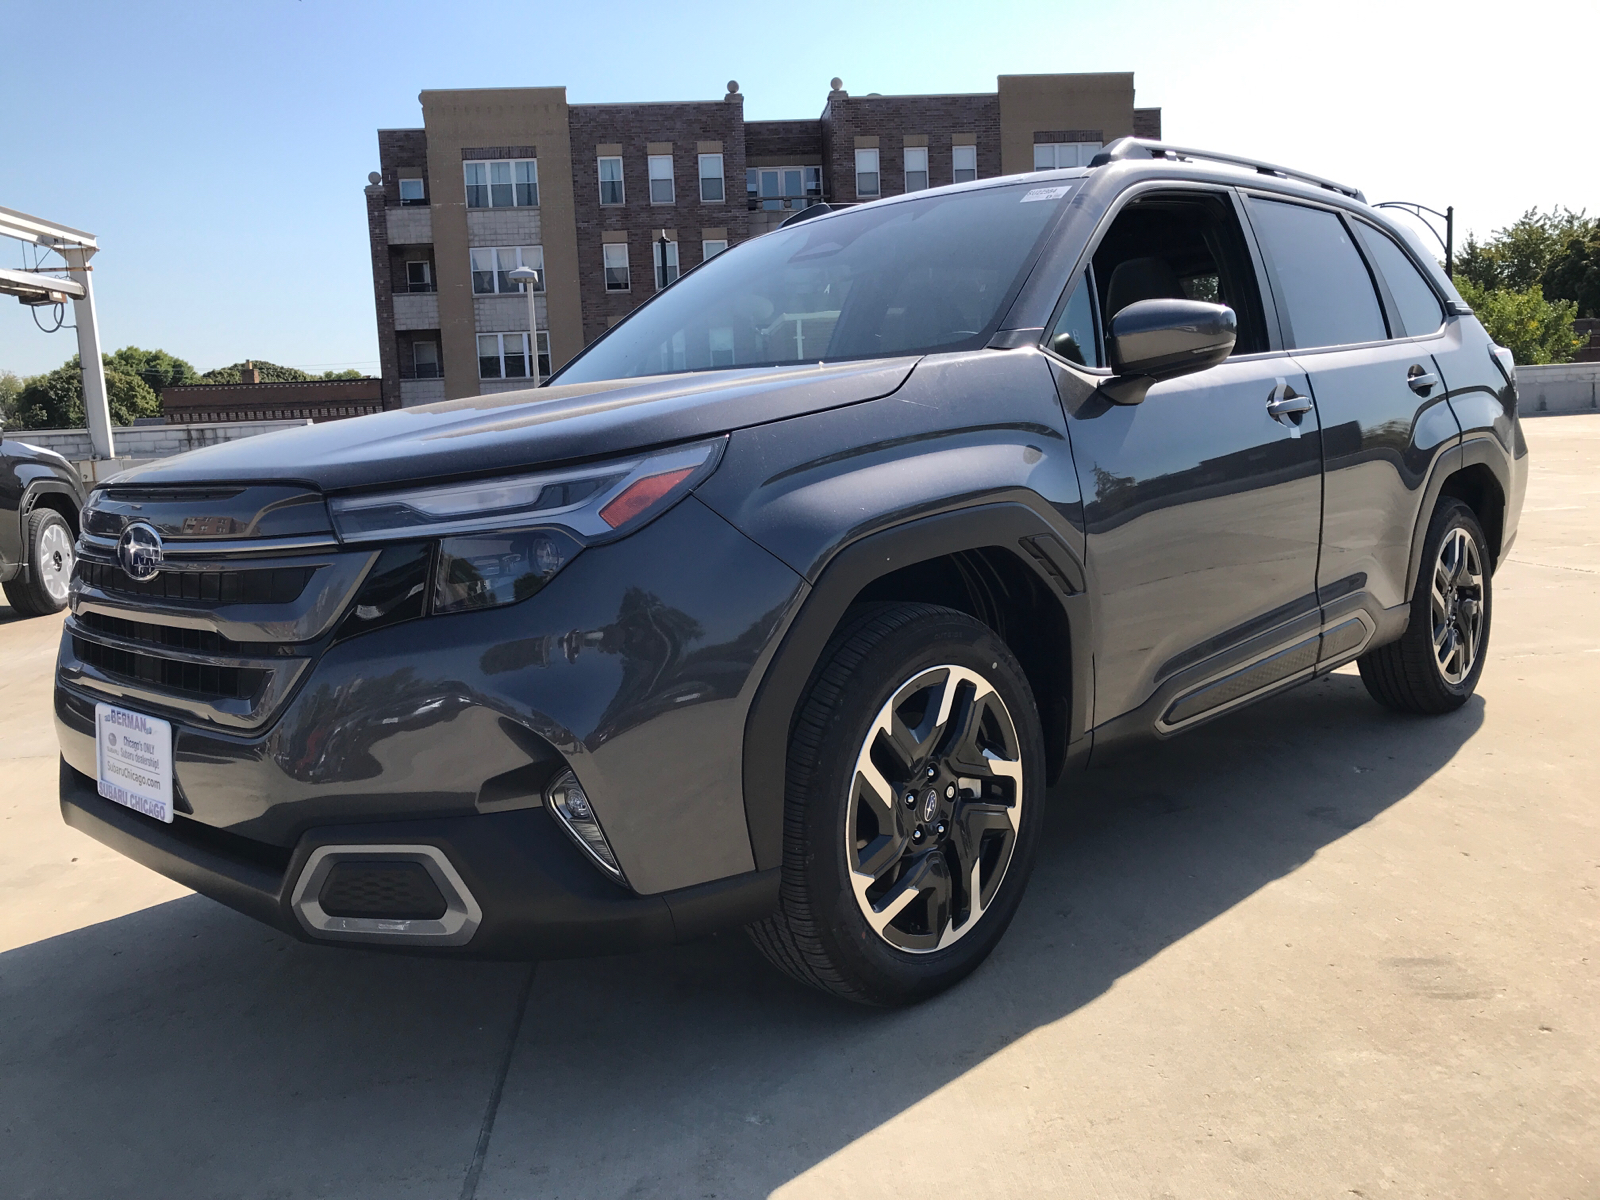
top-left (0, 205), bottom-right (114, 458)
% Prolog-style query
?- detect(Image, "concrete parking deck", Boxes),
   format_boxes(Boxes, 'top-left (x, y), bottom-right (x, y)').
top-left (1, 417), bottom-right (1595, 1199)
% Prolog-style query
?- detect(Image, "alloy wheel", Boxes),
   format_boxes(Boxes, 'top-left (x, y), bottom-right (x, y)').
top-left (38, 521), bottom-right (75, 605)
top-left (846, 664), bottom-right (1024, 953)
top-left (1431, 525), bottom-right (1484, 685)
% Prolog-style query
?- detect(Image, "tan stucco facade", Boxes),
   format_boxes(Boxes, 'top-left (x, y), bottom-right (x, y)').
top-left (996, 73), bottom-right (1137, 176)
top-left (420, 87), bottom-right (582, 400)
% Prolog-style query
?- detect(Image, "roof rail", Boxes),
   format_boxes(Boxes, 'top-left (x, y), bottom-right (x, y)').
top-left (1088, 138), bottom-right (1365, 203)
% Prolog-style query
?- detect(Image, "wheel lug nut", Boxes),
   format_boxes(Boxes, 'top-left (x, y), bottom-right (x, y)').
top-left (912, 827), bottom-right (925, 842)
top-left (945, 784), bottom-right (954, 799)
top-left (904, 793), bottom-right (916, 807)
top-left (935, 822), bottom-right (946, 837)
top-left (925, 765), bottom-right (937, 779)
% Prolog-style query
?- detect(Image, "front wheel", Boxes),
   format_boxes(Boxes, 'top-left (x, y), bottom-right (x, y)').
top-left (748, 603), bottom-right (1046, 1006)
top-left (1358, 498), bottom-right (1491, 714)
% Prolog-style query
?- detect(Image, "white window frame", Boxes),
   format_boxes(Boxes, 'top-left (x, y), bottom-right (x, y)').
top-left (478, 332), bottom-right (535, 380)
top-left (412, 340), bottom-right (440, 379)
top-left (598, 156), bottom-right (625, 206)
top-left (855, 148), bottom-right (880, 198)
top-left (698, 154), bottom-right (725, 203)
top-left (952, 144), bottom-right (977, 184)
top-left (469, 246), bottom-right (544, 295)
top-left (464, 158), bottom-right (538, 209)
top-left (1033, 141), bottom-right (1102, 171)
top-left (701, 238), bottom-right (728, 261)
top-left (648, 154), bottom-right (675, 205)
top-left (653, 239), bottom-right (680, 290)
top-left (404, 260), bottom-right (432, 292)
top-left (398, 177), bottom-right (426, 205)
top-left (903, 147), bottom-right (929, 192)
top-left (603, 242), bottom-right (630, 292)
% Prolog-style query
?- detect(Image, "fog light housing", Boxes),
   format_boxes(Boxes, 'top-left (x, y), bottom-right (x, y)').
top-left (545, 768), bottom-right (626, 885)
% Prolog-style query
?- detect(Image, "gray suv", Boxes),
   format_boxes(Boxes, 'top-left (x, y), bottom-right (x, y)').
top-left (54, 139), bottom-right (1524, 1006)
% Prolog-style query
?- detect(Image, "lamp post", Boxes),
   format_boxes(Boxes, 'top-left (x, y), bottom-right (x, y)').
top-left (506, 265), bottom-right (542, 384)
top-left (1374, 201), bottom-right (1455, 278)
top-left (656, 231), bottom-right (673, 291)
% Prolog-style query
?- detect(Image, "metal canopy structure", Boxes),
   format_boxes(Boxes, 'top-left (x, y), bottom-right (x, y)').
top-left (0, 204), bottom-right (113, 459)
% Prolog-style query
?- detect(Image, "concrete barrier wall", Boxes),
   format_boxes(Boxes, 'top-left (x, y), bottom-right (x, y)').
top-left (10, 419), bottom-right (313, 462)
top-left (1518, 362), bottom-right (1600, 416)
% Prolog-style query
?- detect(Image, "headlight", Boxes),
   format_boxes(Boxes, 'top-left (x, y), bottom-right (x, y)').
top-left (329, 439), bottom-right (723, 627)
top-left (327, 438), bottom-right (724, 545)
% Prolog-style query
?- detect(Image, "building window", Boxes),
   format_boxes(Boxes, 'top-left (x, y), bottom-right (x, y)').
top-left (1033, 141), bottom-right (1102, 170)
top-left (746, 166), bottom-right (823, 211)
top-left (470, 246), bottom-right (543, 295)
top-left (399, 178), bottom-right (426, 205)
top-left (603, 242), bottom-right (630, 291)
top-left (904, 147), bottom-right (928, 192)
top-left (699, 154), bottom-right (724, 202)
top-left (952, 144), bottom-right (977, 184)
top-left (598, 156), bottom-right (625, 206)
top-left (478, 332), bottom-right (534, 380)
top-left (855, 149), bottom-right (880, 198)
top-left (535, 330), bottom-right (551, 379)
top-left (404, 261), bottom-right (433, 293)
top-left (709, 326), bottom-right (734, 367)
top-left (702, 239), bottom-right (728, 261)
top-left (654, 239), bottom-right (679, 290)
top-left (648, 155), bottom-right (675, 205)
top-left (465, 159), bottom-right (537, 208)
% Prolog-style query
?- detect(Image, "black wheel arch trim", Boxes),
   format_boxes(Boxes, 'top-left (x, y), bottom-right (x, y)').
top-left (740, 498), bottom-right (1092, 873)
top-left (1403, 432), bottom-right (1511, 600)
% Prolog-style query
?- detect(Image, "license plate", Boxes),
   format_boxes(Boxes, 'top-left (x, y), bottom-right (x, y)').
top-left (94, 703), bottom-right (173, 823)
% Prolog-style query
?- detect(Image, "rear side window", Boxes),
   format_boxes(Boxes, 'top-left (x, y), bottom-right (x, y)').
top-left (1353, 222), bottom-right (1445, 338)
top-left (1249, 199), bottom-right (1387, 349)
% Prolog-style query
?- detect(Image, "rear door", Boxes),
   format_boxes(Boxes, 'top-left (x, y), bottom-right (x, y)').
top-left (1243, 195), bottom-right (1461, 660)
top-left (1046, 186), bottom-right (1326, 735)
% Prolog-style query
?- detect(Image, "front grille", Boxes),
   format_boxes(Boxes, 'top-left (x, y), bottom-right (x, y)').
top-left (72, 636), bottom-right (267, 702)
top-left (76, 560), bottom-right (316, 605)
top-left (75, 609), bottom-right (280, 658)
top-left (318, 861), bottom-right (448, 920)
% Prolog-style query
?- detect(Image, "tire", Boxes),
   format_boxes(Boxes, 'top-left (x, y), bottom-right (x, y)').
top-left (748, 602), bottom-right (1047, 1006)
top-left (1357, 498), bottom-right (1491, 715)
top-left (2, 507), bottom-right (76, 618)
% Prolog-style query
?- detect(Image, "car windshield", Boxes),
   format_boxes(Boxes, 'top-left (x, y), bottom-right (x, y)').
top-left (553, 181), bottom-right (1072, 383)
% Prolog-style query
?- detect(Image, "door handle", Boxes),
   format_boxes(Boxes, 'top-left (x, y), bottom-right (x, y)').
top-left (1266, 382), bottom-right (1311, 438)
top-left (1407, 367), bottom-right (1439, 395)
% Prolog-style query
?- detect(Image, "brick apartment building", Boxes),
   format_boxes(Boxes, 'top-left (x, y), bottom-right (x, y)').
top-left (366, 72), bottom-right (1160, 407)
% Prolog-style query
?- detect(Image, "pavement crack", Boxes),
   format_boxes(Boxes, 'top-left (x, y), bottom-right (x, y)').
top-left (460, 963), bottom-right (536, 1200)
top-left (1507, 557), bottom-right (1600, 575)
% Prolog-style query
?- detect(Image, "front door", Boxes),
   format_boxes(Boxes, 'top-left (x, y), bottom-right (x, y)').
top-left (1047, 187), bottom-right (1326, 732)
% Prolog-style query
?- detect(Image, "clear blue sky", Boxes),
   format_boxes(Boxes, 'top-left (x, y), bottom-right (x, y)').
top-left (1, 0), bottom-right (1590, 378)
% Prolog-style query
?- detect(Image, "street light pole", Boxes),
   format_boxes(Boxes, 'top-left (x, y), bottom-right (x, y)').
top-left (1375, 201), bottom-right (1455, 278)
top-left (506, 264), bottom-right (542, 384)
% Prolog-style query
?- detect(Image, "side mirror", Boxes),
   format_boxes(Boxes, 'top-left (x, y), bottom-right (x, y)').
top-left (1100, 298), bottom-right (1236, 405)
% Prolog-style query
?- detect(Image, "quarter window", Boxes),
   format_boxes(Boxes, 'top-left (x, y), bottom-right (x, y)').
top-left (952, 144), bottom-right (977, 184)
top-left (1249, 200), bottom-right (1388, 348)
top-left (398, 178), bottom-right (426, 205)
top-left (904, 147), bottom-right (929, 192)
top-left (464, 159), bottom-right (537, 209)
top-left (598, 157), bottom-right (625, 206)
top-left (1353, 222), bottom-right (1445, 338)
top-left (855, 149), bottom-right (880, 198)
top-left (603, 242), bottom-right (630, 291)
top-left (648, 155), bottom-right (675, 205)
top-left (1047, 270), bottom-right (1102, 368)
top-left (699, 154), bottom-right (724, 202)
top-left (469, 246), bottom-right (543, 295)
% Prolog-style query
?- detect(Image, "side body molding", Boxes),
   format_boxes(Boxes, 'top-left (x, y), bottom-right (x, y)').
top-left (738, 501), bottom-right (1091, 872)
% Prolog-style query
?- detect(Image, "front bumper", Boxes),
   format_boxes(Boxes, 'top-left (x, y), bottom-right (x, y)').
top-left (60, 759), bottom-right (778, 957)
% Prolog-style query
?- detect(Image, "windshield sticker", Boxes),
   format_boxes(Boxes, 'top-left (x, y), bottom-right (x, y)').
top-left (1021, 186), bottom-right (1073, 203)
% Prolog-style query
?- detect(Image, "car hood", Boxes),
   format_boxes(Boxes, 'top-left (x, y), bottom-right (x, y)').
top-left (112, 358), bottom-right (919, 493)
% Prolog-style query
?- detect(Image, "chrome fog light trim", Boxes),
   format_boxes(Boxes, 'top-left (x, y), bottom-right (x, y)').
top-left (545, 768), bottom-right (628, 886)
top-left (290, 844), bottom-right (482, 946)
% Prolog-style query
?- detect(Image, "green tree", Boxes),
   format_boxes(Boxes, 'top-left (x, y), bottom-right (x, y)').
top-left (1454, 207), bottom-right (1596, 292)
top-left (106, 346), bottom-right (199, 393)
top-left (319, 368), bottom-right (365, 380)
top-left (12, 355), bottom-right (162, 429)
top-left (0, 370), bottom-right (21, 429)
top-left (200, 360), bottom-right (315, 384)
top-left (1542, 233), bottom-right (1600, 319)
top-left (1455, 276), bottom-right (1584, 364)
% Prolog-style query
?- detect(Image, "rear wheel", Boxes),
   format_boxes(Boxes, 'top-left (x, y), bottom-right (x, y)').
top-left (3, 508), bottom-right (75, 617)
top-left (748, 603), bottom-right (1046, 1006)
top-left (1358, 498), bottom-right (1490, 714)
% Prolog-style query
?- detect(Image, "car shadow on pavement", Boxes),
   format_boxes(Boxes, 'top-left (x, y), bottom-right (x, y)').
top-left (0, 671), bottom-right (1483, 1200)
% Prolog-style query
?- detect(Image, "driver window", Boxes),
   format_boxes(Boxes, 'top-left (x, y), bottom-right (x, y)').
top-left (1087, 193), bottom-right (1269, 356)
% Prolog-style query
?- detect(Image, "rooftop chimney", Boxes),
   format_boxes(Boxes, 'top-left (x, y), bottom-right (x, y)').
top-left (241, 361), bottom-right (260, 385)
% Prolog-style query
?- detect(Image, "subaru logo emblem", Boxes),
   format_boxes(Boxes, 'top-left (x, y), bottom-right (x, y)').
top-left (922, 788), bottom-right (940, 823)
top-left (117, 522), bottom-right (163, 582)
